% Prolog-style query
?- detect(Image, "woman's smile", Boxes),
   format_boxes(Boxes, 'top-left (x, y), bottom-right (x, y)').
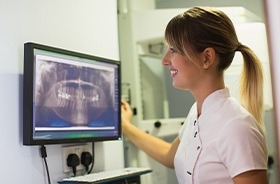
top-left (170, 69), bottom-right (178, 78)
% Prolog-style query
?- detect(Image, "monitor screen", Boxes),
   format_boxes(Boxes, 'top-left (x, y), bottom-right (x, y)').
top-left (23, 42), bottom-right (122, 145)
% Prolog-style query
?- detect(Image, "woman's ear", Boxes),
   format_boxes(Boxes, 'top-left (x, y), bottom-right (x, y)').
top-left (202, 47), bottom-right (216, 69)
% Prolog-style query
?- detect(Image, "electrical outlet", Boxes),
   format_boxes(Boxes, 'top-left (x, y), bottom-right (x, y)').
top-left (62, 144), bottom-right (92, 173)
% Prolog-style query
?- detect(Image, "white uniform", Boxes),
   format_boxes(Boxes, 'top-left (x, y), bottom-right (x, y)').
top-left (174, 88), bottom-right (268, 184)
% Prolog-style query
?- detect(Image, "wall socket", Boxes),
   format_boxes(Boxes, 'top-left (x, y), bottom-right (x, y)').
top-left (62, 144), bottom-right (92, 173)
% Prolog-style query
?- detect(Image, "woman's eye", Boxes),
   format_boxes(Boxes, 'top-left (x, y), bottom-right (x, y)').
top-left (170, 48), bottom-right (175, 54)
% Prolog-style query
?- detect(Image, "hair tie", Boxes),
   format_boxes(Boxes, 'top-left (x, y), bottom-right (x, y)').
top-left (236, 42), bottom-right (242, 52)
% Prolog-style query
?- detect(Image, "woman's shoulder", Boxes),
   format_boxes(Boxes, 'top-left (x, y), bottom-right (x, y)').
top-left (218, 109), bottom-right (265, 144)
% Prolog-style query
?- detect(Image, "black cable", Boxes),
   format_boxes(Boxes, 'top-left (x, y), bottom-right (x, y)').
top-left (40, 145), bottom-right (51, 184)
top-left (87, 142), bottom-right (95, 174)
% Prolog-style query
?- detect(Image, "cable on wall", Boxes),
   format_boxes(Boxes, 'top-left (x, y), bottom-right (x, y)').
top-left (87, 142), bottom-right (95, 174)
top-left (40, 145), bottom-right (51, 184)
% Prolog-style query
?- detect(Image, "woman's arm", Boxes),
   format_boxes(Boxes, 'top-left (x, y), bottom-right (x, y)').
top-left (233, 170), bottom-right (268, 184)
top-left (121, 100), bottom-right (179, 168)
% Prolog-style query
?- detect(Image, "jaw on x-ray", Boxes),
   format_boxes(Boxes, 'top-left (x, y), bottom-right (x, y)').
top-left (34, 60), bottom-right (114, 127)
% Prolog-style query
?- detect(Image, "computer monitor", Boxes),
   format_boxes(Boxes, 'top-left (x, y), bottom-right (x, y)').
top-left (23, 42), bottom-right (121, 145)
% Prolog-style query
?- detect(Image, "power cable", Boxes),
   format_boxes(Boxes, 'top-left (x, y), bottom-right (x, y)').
top-left (40, 145), bottom-right (51, 184)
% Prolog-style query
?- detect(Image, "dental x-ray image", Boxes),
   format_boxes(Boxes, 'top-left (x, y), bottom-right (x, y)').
top-left (34, 58), bottom-right (115, 128)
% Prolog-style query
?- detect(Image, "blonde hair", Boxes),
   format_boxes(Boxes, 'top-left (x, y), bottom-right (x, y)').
top-left (164, 6), bottom-right (264, 129)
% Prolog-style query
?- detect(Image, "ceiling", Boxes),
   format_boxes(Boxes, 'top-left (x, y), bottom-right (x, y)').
top-left (155, 0), bottom-right (265, 22)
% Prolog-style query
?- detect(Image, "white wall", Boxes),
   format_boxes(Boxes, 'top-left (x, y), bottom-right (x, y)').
top-left (0, 0), bottom-right (124, 183)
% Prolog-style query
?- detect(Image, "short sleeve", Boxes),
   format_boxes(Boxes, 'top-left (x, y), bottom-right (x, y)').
top-left (217, 115), bottom-right (268, 177)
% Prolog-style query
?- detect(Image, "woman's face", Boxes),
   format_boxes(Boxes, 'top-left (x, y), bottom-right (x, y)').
top-left (162, 46), bottom-right (203, 91)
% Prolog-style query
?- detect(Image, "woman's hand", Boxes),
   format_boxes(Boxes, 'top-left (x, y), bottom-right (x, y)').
top-left (121, 100), bottom-right (178, 168)
top-left (121, 100), bottom-right (133, 132)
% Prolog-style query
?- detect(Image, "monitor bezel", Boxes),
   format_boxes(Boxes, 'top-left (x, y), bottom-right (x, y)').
top-left (23, 42), bottom-right (122, 145)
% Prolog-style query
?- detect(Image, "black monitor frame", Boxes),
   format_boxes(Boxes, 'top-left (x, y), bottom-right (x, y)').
top-left (23, 42), bottom-right (121, 145)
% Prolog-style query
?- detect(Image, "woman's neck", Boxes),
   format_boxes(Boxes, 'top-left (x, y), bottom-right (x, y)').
top-left (193, 78), bottom-right (225, 117)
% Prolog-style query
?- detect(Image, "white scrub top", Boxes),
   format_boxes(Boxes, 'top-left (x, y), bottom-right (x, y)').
top-left (174, 88), bottom-right (268, 184)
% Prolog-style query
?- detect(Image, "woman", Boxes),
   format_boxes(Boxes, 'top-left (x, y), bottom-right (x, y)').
top-left (121, 6), bottom-right (268, 184)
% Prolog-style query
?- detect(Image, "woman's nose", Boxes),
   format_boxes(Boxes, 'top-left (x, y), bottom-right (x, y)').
top-left (161, 52), bottom-right (170, 66)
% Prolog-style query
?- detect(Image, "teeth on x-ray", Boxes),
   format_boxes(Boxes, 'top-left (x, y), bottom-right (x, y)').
top-left (92, 94), bottom-right (99, 101)
top-left (58, 90), bottom-right (71, 100)
top-left (57, 83), bottom-right (100, 102)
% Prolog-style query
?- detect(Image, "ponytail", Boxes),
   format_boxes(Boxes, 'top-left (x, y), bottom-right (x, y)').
top-left (237, 44), bottom-right (264, 129)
